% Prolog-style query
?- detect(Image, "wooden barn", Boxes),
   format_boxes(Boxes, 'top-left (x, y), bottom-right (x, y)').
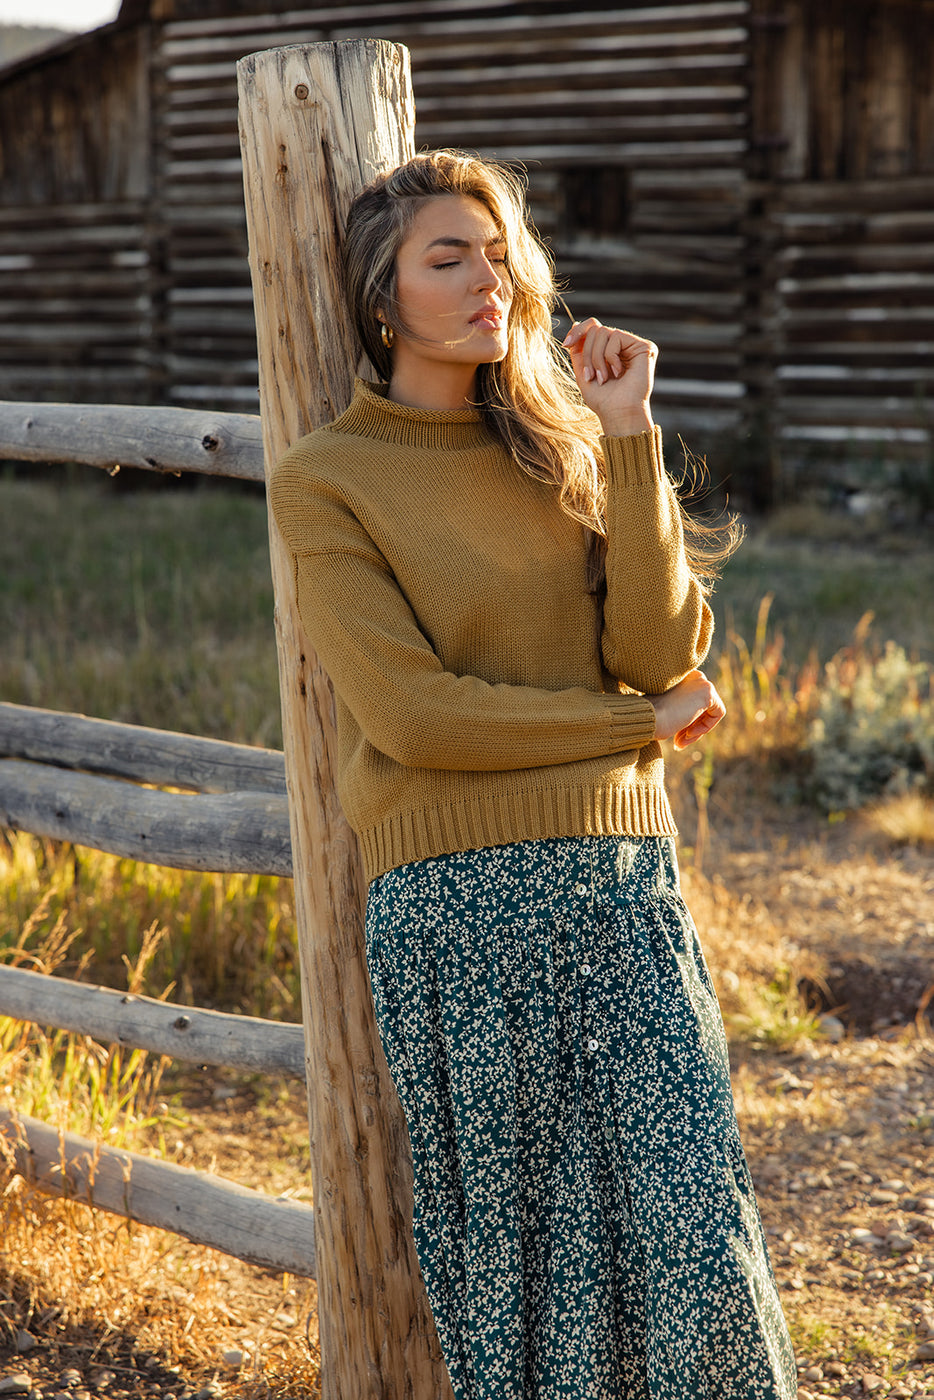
top-left (0, 0), bottom-right (932, 485)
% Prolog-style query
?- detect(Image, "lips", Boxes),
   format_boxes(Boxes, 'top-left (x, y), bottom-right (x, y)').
top-left (469, 305), bottom-right (503, 328)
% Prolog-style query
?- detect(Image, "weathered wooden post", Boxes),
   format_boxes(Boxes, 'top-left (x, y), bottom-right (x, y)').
top-left (237, 42), bottom-right (451, 1400)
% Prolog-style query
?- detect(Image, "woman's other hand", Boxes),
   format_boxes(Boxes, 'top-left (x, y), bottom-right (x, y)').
top-left (648, 669), bottom-right (726, 750)
top-left (562, 318), bottom-right (656, 436)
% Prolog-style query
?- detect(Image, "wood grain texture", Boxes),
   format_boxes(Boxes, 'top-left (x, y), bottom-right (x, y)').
top-left (1, 3), bottom-right (933, 460)
top-left (0, 401), bottom-right (264, 479)
top-left (0, 760), bottom-right (291, 876)
top-left (0, 702), bottom-right (285, 794)
top-left (0, 1109), bottom-right (315, 1277)
top-left (238, 40), bottom-right (452, 1400)
top-left (0, 964), bottom-right (305, 1078)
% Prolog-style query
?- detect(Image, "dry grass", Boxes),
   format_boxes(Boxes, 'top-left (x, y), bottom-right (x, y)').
top-left (1, 905), bottom-right (318, 1396)
top-left (1, 476), bottom-right (932, 1394)
top-left (863, 793), bottom-right (934, 848)
top-left (0, 832), bottom-right (299, 1022)
top-left (0, 1179), bottom-right (321, 1396)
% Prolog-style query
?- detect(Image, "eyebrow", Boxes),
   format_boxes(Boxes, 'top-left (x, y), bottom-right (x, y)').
top-left (423, 234), bottom-right (506, 252)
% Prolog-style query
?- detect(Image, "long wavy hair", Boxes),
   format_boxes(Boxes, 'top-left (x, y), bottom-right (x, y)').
top-left (342, 149), bottom-right (738, 592)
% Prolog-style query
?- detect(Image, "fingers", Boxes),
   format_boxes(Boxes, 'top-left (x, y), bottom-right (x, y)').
top-left (649, 670), bottom-right (727, 749)
top-left (562, 317), bottom-right (657, 388)
top-left (672, 706), bottom-right (724, 750)
top-left (671, 686), bottom-right (727, 751)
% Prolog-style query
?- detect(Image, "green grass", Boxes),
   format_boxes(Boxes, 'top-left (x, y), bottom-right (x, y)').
top-left (0, 473), bottom-right (280, 744)
top-left (712, 508), bottom-right (934, 666)
top-left (727, 966), bottom-right (824, 1052)
top-left (0, 469), bottom-right (930, 1024)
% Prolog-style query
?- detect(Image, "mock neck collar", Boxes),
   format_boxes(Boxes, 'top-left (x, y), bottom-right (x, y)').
top-left (329, 379), bottom-right (494, 452)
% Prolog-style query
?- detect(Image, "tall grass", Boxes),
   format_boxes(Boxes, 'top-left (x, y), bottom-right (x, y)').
top-left (0, 474), bottom-right (280, 742)
top-left (710, 502), bottom-right (934, 666)
top-left (1, 905), bottom-right (171, 1144)
top-left (1, 832), bottom-right (299, 1020)
top-left (0, 472), bottom-right (930, 1393)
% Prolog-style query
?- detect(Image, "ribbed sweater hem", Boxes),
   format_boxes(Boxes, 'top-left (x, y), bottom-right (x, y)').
top-left (359, 781), bottom-right (677, 881)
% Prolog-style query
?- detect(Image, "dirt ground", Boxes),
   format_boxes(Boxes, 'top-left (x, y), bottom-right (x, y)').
top-left (2, 783), bottom-right (933, 1399)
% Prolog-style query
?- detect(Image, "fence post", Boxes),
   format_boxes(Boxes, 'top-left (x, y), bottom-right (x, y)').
top-left (237, 42), bottom-right (450, 1400)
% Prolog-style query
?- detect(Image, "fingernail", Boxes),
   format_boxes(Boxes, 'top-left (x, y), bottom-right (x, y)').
top-left (561, 332), bottom-right (573, 346)
top-left (583, 366), bottom-right (593, 382)
top-left (596, 370), bottom-right (606, 385)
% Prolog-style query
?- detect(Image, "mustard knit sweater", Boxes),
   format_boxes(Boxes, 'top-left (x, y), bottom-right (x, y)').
top-left (268, 380), bottom-right (713, 881)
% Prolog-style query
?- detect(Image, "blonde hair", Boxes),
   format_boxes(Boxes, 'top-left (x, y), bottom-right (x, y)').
top-left (342, 149), bottom-right (738, 591)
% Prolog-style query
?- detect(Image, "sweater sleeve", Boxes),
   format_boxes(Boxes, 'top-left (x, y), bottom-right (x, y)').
top-left (270, 467), bottom-right (657, 773)
top-left (600, 426), bottom-right (713, 694)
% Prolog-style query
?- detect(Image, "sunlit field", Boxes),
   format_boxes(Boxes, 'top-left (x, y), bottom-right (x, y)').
top-left (1, 468), bottom-right (932, 1396)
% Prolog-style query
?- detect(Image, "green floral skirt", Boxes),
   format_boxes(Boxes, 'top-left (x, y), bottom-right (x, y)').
top-left (365, 835), bottom-right (796, 1400)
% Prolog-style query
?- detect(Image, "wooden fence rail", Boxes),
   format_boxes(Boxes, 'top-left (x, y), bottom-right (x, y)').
top-left (0, 470), bottom-right (298, 1267)
top-left (0, 1109), bottom-right (315, 1277)
top-left (0, 702), bottom-right (292, 876)
top-left (0, 401), bottom-right (264, 480)
top-left (0, 38), bottom-right (429, 1382)
top-left (0, 394), bottom-right (300, 1272)
top-left (0, 964), bottom-right (304, 1078)
top-left (0, 761), bottom-right (291, 876)
top-left (0, 702), bottom-right (286, 794)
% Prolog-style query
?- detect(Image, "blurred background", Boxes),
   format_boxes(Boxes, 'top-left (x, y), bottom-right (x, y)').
top-left (0, 0), bottom-right (931, 513)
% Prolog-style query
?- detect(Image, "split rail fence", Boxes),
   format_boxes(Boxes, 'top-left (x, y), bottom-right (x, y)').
top-left (2, 41), bottom-right (444, 1399)
top-left (0, 400), bottom-right (318, 1279)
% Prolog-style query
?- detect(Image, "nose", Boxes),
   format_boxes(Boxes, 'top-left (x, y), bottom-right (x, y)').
top-left (474, 252), bottom-right (503, 293)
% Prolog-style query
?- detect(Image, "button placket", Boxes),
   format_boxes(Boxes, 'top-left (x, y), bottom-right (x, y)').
top-left (576, 868), bottom-right (599, 1057)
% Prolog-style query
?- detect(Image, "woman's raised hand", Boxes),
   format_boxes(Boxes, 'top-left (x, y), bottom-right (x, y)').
top-left (648, 670), bottom-right (726, 751)
top-left (562, 318), bottom-right (657, 437)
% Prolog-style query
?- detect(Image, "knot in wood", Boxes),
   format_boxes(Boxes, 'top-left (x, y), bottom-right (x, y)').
top-left (201, 433), bottom-right (219, 452)
top-left (294, 83), bottom-right (309, 101)
top-left (173, 1015), bottom-right (191, 1031)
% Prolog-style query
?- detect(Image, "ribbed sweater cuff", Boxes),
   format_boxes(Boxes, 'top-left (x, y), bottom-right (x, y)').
top-left (601, 424), bottom-right (665, 488)
top-left (604, 693), bottom-right (657, 749)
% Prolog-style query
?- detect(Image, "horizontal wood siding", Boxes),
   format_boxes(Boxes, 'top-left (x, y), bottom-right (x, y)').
top-left (400, 1), bottom-right (750, 442)
top-left (750, 0), bottom-right (934, 476)
top-left (768, 177), bottom-right (934, 467)
top-left (153, 10), bottom-right (326, 410)
top-left (0, 202), bottom-right (153, 404)
top-left (1, 0), bottom-right (932, 473)
top-left (152, 0), bottom-right (751, 437)
top-left (0, 23), bottom-right (155, 405)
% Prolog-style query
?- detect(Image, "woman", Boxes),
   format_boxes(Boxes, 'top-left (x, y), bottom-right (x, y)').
top-left (269, 150), bottom-right (795, 1400)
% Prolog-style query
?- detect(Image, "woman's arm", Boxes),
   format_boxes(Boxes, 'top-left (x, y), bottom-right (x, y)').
top-left (563, 320), bottom-right (713, 693)
top-left (270, 463), bottom-right (657, 772)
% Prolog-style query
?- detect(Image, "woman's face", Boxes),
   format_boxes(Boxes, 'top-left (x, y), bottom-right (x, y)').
top-left (386, 194), bottom-right (512, 388)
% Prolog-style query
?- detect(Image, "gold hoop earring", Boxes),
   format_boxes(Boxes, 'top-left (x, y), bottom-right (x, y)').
top-left (381, 322), bottom-right (394, 349)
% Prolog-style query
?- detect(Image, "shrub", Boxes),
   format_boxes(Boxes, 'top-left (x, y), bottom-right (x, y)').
top-left (805, 639), bottom-right (934, 813)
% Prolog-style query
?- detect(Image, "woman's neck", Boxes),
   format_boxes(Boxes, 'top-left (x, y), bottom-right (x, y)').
top-left (386, 360), bottom-right (479, 412)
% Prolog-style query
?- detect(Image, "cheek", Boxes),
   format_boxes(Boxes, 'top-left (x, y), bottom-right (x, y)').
top-left (395, 262), bottom-right (444, 309)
